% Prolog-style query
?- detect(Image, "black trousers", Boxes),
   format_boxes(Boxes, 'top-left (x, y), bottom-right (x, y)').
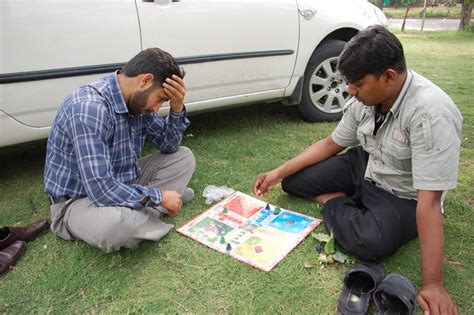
top-left (281, 146), bottom-right (418, 261)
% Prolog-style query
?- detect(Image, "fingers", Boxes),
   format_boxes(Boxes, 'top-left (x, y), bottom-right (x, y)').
top-left (445, 294), bottom-right (459, 315)
top-left (453, 304), bottom-right (459, 315)
top-left (253, 170), bottom-right (282, 196)
top-left (253, 174), bottom-right (269, 196)
top-left (174, 198), bottom-right (183, 214)
top-left (168, 198), bottom-right (183, 217)
top-left (253, 176), bottom-right (262, 195)
top-left (422, 292), bottom-right (441, 315)
top-left (418, 291), bottom-right (430, 314)
top-left (163, 75), bottom-right (185, 95)
top-left (163, 75), bottom-right (185, 111)
top-left (161, 190), bottom-right (183, 216)
top-left (435, 291), bottom-right (456, 315)
top-left (418, 285), bottom-right (458, 315)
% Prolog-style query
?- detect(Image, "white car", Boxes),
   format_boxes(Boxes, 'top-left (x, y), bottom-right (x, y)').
top-left (0, 0), bottom-right (387, 147)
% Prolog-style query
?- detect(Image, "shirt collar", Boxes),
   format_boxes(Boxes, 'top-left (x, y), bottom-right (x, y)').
top-left (107, 71), bottom-right (129, 114)
top-left (389, 70), bottom-right (413, 118)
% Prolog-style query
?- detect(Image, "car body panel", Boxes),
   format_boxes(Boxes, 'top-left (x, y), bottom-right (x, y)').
top-left (0, 0), bottom-right (140, 129)
top-left (287, 0), bottom-right (386, 94)
top-left (0, 0), bottom-right (385, 147)
top-left (136, 0), bottom-right (299, 102)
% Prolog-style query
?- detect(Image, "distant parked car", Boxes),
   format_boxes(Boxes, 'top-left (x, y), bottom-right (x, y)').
top-left (0, 0), bottom-right (387, 147)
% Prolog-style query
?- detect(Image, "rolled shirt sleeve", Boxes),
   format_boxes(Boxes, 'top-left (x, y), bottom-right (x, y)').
top-left (409, 113), bottom-right (462, 191)
top-left (331, 98), bottom-right (362, 148)
top-left (145, 107), bottom-right (190, 154)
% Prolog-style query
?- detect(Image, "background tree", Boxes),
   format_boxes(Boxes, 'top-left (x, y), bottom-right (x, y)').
top-left (375, 0), bottom-right (383, 10)
top-left (459, 0), bottom-right (473, 30)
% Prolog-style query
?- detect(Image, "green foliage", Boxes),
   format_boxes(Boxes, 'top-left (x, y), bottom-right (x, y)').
top-left (311, 230), bottom-right (353, 265)
top-left (333, 251), bottom-right (351, 264)
top-left (312, 232), bottom-right (332, 243)
top-left (0, 30), bottom-right (473, 313)
top-left (324, 236), bottom-right (335, 255)
top-left (384, 7), bottom-right (462, 18)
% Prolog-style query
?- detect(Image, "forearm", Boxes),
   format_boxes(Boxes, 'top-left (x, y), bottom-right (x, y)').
top-left (416, 190), bottom-right (445, 286)
top-left (73, 133), bottom-right (163, 208)
top-left (275, 136), bottom-right (343, 178)
top-left (85, 176), bottom-right (162, 209)
top-left (148, 111), bottom-right (189, 153)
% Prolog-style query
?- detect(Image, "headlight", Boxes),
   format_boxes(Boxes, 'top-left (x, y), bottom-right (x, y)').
top-left (374, 7), bottom-right (388, 26)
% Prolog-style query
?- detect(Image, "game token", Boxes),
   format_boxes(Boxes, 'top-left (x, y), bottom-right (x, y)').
top-left (315, 244), bottom-right (322, 254)
top-left (177, 191), bottom-right (321, 272)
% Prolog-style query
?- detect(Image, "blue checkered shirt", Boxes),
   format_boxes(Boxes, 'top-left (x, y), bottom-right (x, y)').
top-left (44, 72), bottom-right (190, 209)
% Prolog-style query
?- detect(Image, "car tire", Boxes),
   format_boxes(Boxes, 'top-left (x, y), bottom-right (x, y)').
top-left (298, 39), bottom-right (349, 122)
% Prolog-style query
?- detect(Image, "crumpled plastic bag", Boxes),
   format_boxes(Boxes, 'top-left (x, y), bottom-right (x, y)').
top-left (202, 185), bottom-right (234, 204)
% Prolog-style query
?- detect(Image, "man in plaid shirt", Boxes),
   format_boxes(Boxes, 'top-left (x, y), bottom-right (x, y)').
top-left (45, 48), bottom-right (195, 253)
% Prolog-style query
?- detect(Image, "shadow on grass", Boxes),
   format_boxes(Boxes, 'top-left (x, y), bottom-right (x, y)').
top-left (0, 140), bottom-right (47, 181)
top-left (186, 102), bottom-right (306, 135)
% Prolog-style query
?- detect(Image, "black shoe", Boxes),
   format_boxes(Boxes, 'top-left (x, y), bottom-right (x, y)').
top-left (337, 262), bottom-right (384, 315)
top-left (373, 273), bottom-right (417, 315)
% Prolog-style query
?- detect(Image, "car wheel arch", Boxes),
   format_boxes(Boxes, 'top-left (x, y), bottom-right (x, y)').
top-left (320, 27), bottom-right (359, 44)
top-left (297, 29), bottom-right (358, 122)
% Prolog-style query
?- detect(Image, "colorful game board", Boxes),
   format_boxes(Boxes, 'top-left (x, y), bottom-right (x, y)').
top-left (177, 191), bottom-right (322, 272)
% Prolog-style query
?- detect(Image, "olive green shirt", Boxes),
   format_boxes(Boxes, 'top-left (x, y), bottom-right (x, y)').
top-left (332, 70), bottom-right (463, 200)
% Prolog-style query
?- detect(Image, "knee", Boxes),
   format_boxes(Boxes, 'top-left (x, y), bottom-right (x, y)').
top-left (324, 202), bottom-right (402, 261)
top-left (80, 209), bottom-right (137, 253)
top-left (341, 235), bottom-right (399, 261)
top-left (177, 146), bottom-right (196, 171)
top-left (281, 175), bottom-right (298, 195)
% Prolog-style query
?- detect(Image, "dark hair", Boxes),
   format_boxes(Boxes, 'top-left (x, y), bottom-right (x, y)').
top-left (337, 25), bottom-right (406, 83)
top-left (121, 48), bottom-right (184, 85)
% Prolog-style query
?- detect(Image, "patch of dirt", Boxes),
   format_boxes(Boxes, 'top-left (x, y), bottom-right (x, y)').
top-left (468, 199), bottom-right (474, 207)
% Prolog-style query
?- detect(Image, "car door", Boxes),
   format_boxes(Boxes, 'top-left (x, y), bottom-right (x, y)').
top-left (0, 0), bottom-right (140, 129)
top-left (135, 0), bottom-right (299, 110)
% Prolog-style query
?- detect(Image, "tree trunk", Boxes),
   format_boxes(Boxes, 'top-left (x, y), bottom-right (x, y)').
top-left (421, 0), bottom-right (428, 31)
top-left (374, 0), bottom-right (383, 10)
top-left (401, 5), bottom-right (412, 32)
top-left (459, 1), bottom-right (473, 30)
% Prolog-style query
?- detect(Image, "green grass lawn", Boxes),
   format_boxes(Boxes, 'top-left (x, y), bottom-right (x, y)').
top-left (383, 6), bottom-right (463, 19)
top-left (0, 30), bottom-right (473, 313)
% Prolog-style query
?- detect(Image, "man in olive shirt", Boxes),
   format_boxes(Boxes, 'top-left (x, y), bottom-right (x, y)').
top-left (253, 26), bottom-right (461, 314)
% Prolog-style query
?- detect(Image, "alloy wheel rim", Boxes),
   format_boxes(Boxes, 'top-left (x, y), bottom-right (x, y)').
top-left (308, 57), bottom-right (349, 114)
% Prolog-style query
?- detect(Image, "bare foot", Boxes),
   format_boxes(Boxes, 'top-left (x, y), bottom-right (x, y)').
top-left (314, 192), bottom-right (346, 205)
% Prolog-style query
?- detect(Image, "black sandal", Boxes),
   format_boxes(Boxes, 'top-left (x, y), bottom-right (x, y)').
top-left (337, 262), bottom-right (384, 315)
top-left (373, 273), bottom-right (417, 315)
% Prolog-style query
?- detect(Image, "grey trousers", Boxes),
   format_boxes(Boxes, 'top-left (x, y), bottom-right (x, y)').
top-left (50, 146), bottom-right (195, 253)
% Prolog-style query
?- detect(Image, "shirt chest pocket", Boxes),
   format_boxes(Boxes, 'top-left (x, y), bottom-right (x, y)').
top-left (384, 137), bottom-right (412, 171)
top-left (356, 125), bottom-right (376, 154)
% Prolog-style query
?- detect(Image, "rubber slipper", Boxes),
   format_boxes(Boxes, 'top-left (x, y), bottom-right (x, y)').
top-left (337, 262), bottom-right (384, 315)
top-left (373, 273), bottom-right (417, 315)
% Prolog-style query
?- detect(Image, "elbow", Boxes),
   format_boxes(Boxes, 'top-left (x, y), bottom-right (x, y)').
top-left (326, 136), bottom-right (344, 154)
top-left (159, 144), bottom-right (180, 154)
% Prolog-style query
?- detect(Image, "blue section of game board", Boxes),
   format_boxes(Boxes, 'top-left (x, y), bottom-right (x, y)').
top-left (268, 211), bottom-right (314, 234)
top-left (249, 209), bottom-right (273, 226)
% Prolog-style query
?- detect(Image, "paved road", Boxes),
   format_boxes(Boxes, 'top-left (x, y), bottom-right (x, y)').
top-left (388, 18), bottom-right (460, 31)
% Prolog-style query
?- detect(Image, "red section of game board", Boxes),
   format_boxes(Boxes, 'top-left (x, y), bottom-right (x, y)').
top-left (217, 212), bottom-right (243, 226)
top-left (224, 195), bottom-right (262, 218)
